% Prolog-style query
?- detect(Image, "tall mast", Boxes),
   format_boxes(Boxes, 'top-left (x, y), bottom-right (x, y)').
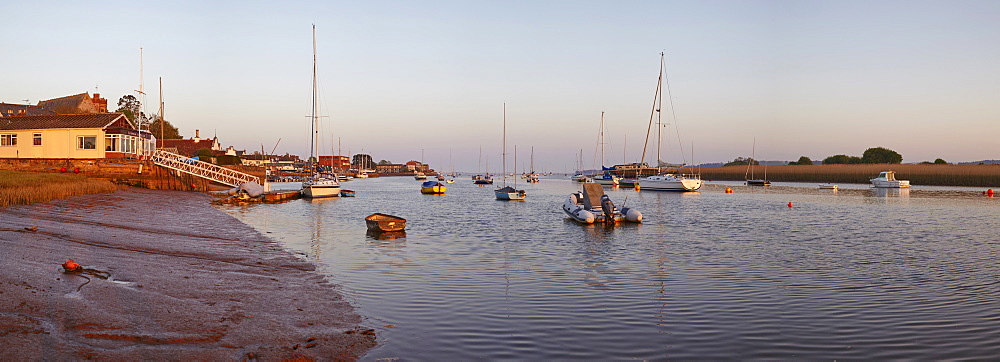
top-left (656, 53), bottom-right (664, 170)
top-left (641, 52), bottom-right (664, 167)
top-left (158, 77), bottom-right (163, 148)
top-left (310, 24), bottom-right (318, 173)
top-left (502, 102), bottom-right (507, 186)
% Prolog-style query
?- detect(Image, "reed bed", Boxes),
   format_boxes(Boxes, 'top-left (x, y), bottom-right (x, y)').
top-left (696, 164), bottom-right (1000, 187)
top-left (0, 170), bottom-right (119, 207)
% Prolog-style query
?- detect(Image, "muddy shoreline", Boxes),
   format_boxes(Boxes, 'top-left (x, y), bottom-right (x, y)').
top-left (0, 188), bottom-right (374, 360)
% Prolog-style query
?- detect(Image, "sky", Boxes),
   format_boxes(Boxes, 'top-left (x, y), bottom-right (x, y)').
top-left (2, 0), bottom-right (998, 172)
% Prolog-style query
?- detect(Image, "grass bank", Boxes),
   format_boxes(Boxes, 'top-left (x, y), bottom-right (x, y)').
top-left (696, 164), bottom-right (1000, 187)
top-left (0, 170), bottom-right (119, 207)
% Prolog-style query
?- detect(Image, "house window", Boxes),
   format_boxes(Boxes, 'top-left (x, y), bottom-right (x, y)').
top-left (77, 136), bottom-right (97, 150)
top-left (105, 135), bottom-right (119, 151)
top-left (0, 134), bottom-right (16, 146)
top-left (33, 133), bottom-right (42, 146)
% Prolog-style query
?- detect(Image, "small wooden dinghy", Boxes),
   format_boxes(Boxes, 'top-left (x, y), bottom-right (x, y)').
top-left (365, 213), bottom-right (406, 232)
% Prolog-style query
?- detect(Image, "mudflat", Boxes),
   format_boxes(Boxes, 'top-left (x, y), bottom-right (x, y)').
top-left (0, 188), bottom-right (374, 360)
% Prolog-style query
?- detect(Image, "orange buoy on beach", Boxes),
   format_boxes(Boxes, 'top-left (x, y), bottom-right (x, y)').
top-left (61, 259), bottom-right (83, 273)
top-left (725, 188), bottom-right (733, 193)
top-left (987, 189), bottom-right (994, 194)
top-left (787, 202), bottom-right (794, 207)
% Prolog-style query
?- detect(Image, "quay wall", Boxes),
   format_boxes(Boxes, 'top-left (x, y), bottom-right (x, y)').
top-left (0, 158), bottom-right (266, 192)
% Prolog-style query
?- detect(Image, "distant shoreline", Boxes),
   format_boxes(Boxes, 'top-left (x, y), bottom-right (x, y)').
top-left (692, 164), bottom-right (1000, 187)
top-left (0, 188), bottom-right (375, 359)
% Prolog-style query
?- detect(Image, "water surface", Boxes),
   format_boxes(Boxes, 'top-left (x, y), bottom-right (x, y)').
top-left (218, 177), bottom-right (1000, 360)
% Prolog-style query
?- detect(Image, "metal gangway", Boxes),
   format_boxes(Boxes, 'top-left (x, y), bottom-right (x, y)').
top-left (149, 149), bottom-right (259, 187)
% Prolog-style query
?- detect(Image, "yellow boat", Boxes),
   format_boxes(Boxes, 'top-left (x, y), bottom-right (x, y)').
top-left (420, 181), bottom-right (447, 194)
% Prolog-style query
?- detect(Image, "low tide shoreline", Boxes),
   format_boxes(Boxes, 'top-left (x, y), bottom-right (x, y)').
top-left (0, 188), bottom-right (374, 359)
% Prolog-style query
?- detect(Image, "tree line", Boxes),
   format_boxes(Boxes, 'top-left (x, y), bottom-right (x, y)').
top-left (726, 147), bottom-right (948, 166)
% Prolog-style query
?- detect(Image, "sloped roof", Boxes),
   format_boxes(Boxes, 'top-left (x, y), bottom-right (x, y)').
top-left (159, 138), bottom-right (218, 156)
top-left (0, 113), bottom-right (131, 131)
top-left (0, 103), bottom-right (56, 117)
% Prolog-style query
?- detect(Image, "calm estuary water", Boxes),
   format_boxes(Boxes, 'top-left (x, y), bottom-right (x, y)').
top-left (217, 177), bottom-right (1000, 360)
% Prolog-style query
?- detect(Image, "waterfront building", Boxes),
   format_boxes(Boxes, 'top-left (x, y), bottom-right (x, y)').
top-left (0, 113), bottom-right (154, 159)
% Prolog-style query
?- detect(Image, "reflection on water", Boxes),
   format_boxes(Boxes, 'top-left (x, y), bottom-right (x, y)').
top-left (366, 229), bottom-right (407, 240)
top-left (219, 178), bottom-right (1000, 360)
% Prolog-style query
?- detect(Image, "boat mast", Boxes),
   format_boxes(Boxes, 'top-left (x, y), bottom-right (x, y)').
top-left (310, 24), bottom-right (318, 175)
top-left (640, 52), bottom-right (664, 168)
top-left (502, 102), bottom-right (507, 187)
top-left (158, 77), bottom-right (163, 149)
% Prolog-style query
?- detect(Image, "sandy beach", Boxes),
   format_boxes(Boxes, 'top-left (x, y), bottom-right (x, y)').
top-left (0, 188), bottom-right (375, 360)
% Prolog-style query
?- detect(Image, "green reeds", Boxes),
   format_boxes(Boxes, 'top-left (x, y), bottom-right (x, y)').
top-left (0, 170), bottom-right (119, 207)
top-left (698, 164), bottom-right (1000, 187)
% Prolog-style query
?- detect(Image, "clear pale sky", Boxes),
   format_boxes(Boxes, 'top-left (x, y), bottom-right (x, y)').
top-left (2, 1), bottom-right (998, 172)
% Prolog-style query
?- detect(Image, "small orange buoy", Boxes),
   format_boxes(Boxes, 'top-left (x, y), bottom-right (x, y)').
top-left (725, 187), bottom-right (733, 193)
top-left (60, 167), bottom-right (67, 173)
top-left (73, 168), bottom-right (80, 173)
top-left (787, 202), bottom-right (794, 207)
top-left (987, 189), bottom-right (995, 195)
top-left (61, 259), bottom-right (83, 273)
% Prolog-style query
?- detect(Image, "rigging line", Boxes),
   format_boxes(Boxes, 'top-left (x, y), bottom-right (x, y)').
top-left (661, 53), bottom-right (688, 165)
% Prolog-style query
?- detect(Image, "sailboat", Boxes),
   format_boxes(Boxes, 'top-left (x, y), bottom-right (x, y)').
top-left (526, 147), bottom-right (540, 183)
top-left (571, 149), bottom-right (588, 182)
top-left (745, 138), bottom-right (771, 186)
top-left (637, 52), bottom-right (703, 192)
top-left (446, 150), bottom-right (456, 183)
top-left (495, 103), bottom-right (526, 201)
top-left (473, 146), bottom-right (494, 184)
top-left (300, 24), bottom-right (341, 198)
top-left (592, 112), bottom-right (621, 186)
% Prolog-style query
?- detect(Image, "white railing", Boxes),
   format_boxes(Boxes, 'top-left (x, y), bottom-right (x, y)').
top-left (149, 149), bottom-right (259, 187)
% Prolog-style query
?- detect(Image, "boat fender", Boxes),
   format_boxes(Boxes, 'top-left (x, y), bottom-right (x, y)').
top-left (622, 207), bottom-right (643, 223)
top-left (577, 209), bottom-right (595, 224)
top-left (600, 195), bottom-right (615, 217)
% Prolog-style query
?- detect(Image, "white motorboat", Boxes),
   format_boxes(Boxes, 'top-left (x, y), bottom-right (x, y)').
top-left (871, 171), bottom-right (910, 188)
top-left (563, 183), bottom-right (641, 224)
top-left (355, 172), bottom-right (369, 178)
top-left (638, 173), bottom-right (703, 191)
top-left (819, 183), bottom-right (838, 189)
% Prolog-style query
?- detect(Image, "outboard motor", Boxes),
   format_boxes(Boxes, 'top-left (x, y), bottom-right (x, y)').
top-left (600, 195), bottom-right (615, 216)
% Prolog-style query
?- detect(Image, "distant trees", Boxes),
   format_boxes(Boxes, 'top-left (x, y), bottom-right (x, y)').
top-left (822, 154), bottom-right (862, 164)
top-left (378, 159), bottom-right (392, 165)
top-left (789, 156), bottom-right (813, 165)
top-left (724, 157), bottom-right (758, 167)
top-left (148, 115), bottom-right (181, 139)
top-left (934, 158), bottom-right (948, 164)
top-left (861, 147), bottom-right (903, 164)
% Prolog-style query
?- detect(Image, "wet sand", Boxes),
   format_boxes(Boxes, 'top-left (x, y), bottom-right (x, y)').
top-left (0, 188), bottom-right (375, 360)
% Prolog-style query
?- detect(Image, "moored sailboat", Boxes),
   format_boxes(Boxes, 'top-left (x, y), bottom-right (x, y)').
top-left (300, 25), bottom-right (341, 198)
top-left (495, 103), bottom-right (526, 200)
top-left (636, 52), bottom-right (702, 192)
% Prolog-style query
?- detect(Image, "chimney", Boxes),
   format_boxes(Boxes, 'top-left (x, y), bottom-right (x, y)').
top-left (194, 129), bottom-right (201, 142)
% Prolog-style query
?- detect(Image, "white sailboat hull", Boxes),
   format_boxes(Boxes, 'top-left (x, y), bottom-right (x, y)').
top-left (638, 174), bottom-right (703, 191)
top-left (301, 179), bottom-right (341, 198)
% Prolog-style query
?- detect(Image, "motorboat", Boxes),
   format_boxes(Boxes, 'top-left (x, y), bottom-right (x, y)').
top-left (414, 172), bottom-right (428, 180)
top-left (340, 189), bottom-right (356, 197)
top-left (420, 180), bottom-right (447, 194)
top-left (871, 171), bottom-right (910, 188)
top-left (638, 173), bottom-right (703, 192)
top-left (746, 179), bottom-right (771, 186)
top-left (473, 174), bottom-right (493, 184)
top-left (819, 183), bottom-right (838, 190)
top-left (355, 172), bottom-right (369, 179)
top-left (563, 183), bottom-right (641, 224)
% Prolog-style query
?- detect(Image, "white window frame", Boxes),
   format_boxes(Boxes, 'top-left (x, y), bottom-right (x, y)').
top-left (105, 134), bottom-right (120, 151)
top-left (0, 133), bottom-right (16, 147)
top-left (77, 135), bottom-right (97, 150)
